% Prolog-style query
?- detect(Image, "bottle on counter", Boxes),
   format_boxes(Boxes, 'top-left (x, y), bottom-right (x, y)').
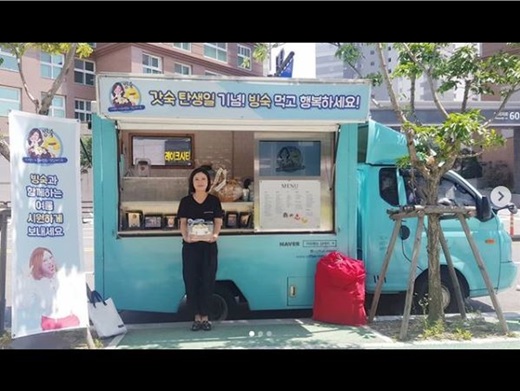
top-left (242, 188), bottom-right (250, 202)
top-left (248, 184), bottom-right (254, 202)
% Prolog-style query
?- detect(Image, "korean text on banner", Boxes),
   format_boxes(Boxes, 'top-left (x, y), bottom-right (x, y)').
top-left (9, 110), bottom-right (88, 339)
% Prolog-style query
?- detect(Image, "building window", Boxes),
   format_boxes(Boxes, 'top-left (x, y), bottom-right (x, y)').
top-left (142, 53), bottom-right (163, 74)
top-left (75, 99), bottom-right (92, 122)
top-left (87, 43), bottom-right (97, 48)
top-left (41, 53), bottom-right (64, 79)
top-left (0, 86), bottom-right (21, 116)
top-left (74, 59), bottom-right (95, 86)
top-left (205, 71), bottom-right (221, 77)
top-left (42, 94), bottom-right (65, 117)
top-left (204, 43), bottom-right (227, 63)
top-left (174, 63), bottom-right (192, 75)
top-left (0, 47), bottom-right (18, 71)
top-left (237, 44), bottom-right (252, 70)
top-left (173, 43), bottom-right (191, 51)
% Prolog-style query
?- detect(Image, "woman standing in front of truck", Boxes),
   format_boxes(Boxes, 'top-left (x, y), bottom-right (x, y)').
top-left (177, 167), bottom-right (224, 331)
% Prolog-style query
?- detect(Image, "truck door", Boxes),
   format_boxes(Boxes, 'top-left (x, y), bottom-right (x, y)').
top-left (403, 174), bottom-right (501, 291)
top-left (362, 167), bottom-right (421, 293)
top-left (439, 176), bottom-right (500, 289)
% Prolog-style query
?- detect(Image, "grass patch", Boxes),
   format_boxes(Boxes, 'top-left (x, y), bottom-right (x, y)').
top-left (369, 313), bottom-right (517, 342)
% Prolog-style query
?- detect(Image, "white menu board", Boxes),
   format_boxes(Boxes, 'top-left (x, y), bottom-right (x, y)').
top-left (132, 137), bottom-right (166, 165)
top-left (259, 180), bottom-right (320, 229)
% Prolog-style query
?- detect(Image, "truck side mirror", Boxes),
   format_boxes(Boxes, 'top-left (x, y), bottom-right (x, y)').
top-left (493, 202), bottom-right (518, 215)
top-left (476, 195), bottom-right (493, 222)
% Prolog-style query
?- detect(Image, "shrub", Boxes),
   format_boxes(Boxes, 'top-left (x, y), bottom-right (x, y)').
top-left (481, 160), bottom-right (513, 189)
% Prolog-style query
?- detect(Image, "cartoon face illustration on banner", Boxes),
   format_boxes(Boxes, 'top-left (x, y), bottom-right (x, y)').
top-left (24, 127), bottom-right (65, 163)
top-left (108, 81), bottom-right (145, 112)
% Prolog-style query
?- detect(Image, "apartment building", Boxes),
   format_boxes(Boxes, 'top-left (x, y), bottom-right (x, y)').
top-left (0, 42), bottom-right (265, 201)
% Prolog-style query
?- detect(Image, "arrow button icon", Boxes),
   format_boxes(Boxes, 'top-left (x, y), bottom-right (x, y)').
top-left (490, 186), bottom-right (512, 208)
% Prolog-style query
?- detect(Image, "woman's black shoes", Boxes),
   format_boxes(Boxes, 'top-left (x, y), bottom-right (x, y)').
top-left (191, 320), bottom-right (212, 331)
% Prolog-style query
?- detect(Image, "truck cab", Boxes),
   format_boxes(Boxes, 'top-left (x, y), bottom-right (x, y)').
top-left (357, 121), bottom-right (517, 312)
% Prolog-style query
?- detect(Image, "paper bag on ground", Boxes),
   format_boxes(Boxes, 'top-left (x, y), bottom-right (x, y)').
top-left (88, 290), bottom-right (127, 338)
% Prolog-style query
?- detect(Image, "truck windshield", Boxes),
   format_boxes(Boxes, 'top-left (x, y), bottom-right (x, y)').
top-left (404, 173), bottom-right (476, 208)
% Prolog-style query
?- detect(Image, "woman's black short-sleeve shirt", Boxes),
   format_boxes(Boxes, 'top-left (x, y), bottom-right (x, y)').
top-left (177, 194), bottom-right (224, 222)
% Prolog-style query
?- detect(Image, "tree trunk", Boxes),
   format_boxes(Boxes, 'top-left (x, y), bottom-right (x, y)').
top-left (0, 138), bottom-right (10, 162)
top-left (425, 177), bottom-right (444, 323)
top-left (39, 43), bottom-right (78, 116)
top-left (427, 214), bottom-right (443, 323)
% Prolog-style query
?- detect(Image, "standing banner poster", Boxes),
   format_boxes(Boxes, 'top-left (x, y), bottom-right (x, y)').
top-left (9, 110), bottom-right (88, 339)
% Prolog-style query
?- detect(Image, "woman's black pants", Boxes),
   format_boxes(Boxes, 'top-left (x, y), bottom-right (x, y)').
top-left (182, 241), bottom-right (218, 318)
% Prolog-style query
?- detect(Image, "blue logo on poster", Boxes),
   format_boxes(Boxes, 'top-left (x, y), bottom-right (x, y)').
top-left (276, 146), bottom-right (304, 172)
top-left (23, 128), bottom-right (67, 164)
top-left (108, 81), bottom-right (146, 112)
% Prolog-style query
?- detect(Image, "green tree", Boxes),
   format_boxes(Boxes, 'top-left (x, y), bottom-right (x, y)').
top-left (80, 135), bottom-right (92, 173)
top-left (254, 43), bottom-right (520, 324)
top-left (0, 43), bottom-right (94, 162)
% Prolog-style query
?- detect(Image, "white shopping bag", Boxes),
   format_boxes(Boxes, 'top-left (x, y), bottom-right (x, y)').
top-left (88, 290), bottom-right (127, 338)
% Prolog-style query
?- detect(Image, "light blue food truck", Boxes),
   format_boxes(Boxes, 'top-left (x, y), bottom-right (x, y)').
top-left (91, 74), bottom-right (517, 320)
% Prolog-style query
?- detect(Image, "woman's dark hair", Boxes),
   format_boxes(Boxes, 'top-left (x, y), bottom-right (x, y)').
top-left (188, 167), bottom-right (211, 193)
top-left (28, 128), bottom-right (44, 146)
top-left (111, 82), bottom-right (125, 96)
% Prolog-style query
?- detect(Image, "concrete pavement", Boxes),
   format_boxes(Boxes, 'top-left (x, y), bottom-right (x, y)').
top-left (6, 310), bottom-right (520, 349)
top-left (102, 312), bottom-right (520, 350)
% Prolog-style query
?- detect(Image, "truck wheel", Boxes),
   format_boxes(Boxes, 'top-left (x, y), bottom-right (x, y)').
top-left (413, 270), bottom-right (466, 314)
top-left (209, 286), bottom-right (237, 321)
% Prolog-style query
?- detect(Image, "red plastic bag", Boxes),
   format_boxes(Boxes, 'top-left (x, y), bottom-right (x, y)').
top-left (313, 251), bottom-right (367, 326)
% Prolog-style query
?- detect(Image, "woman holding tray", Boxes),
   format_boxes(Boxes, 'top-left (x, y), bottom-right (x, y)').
top-left (177, 167), bottom-right (224, 331)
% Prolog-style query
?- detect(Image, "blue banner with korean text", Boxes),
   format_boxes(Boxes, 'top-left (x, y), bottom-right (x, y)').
top-left (9, 111), bottom-right (88, 339)
top-left (97, 75), bottom-right (370, 123)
